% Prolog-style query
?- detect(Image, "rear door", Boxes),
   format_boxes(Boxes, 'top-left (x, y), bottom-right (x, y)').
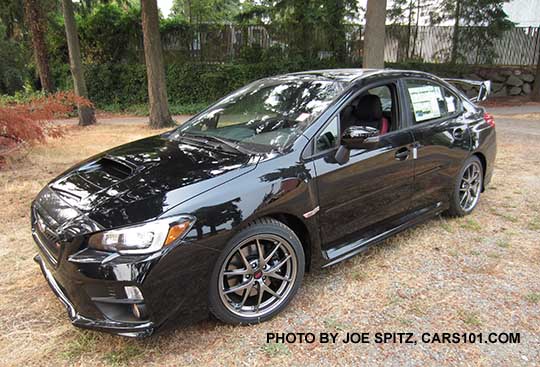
top-left (400, 78), bottom-right (473, 212)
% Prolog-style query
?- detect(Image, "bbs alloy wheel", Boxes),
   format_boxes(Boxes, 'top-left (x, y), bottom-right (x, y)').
top-left (447, 155), bottom-right (484, 217)
top-left (459, 160), bottom-right (483, 212)
top-left (209, 218), bottom-right (304, 324)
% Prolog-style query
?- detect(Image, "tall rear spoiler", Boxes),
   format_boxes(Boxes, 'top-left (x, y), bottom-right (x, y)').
top-left (443, 78), bottom-right (491, 103)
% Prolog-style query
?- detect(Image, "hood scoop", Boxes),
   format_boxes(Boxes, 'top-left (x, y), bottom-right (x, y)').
top-left (50, 156), bottom-right (135, 204)
top-left (96, 157), bottom-right (133, 180)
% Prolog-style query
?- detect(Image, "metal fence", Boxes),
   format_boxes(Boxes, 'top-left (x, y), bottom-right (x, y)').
top-left (160, 23), bottom-right (363, 62)
top-left (385, 25), bottom-right (540, 65)
top-left (158, 24), bottom-right (540, 66)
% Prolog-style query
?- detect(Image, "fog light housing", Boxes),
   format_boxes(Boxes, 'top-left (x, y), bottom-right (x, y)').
top-left (132, 304), bottom-right (148, 319)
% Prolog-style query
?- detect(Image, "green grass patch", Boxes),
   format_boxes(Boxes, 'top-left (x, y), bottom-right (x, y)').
top-left (261, 343), bottom-right (290, 358)
top-left (351, 270), bottom-right (368, 281)
top-left (323, 317), bottom-right (347, 331)
top-left (527, 217), bottom-right (540, 231)
top-left (61, 331), bottom-right (99, 361)
top-left (501, 214), bottom-right (519, 223)
top-left (524, 292), bottom-right (540, 304)
top-left (459, 310), bottom-right (482, 327)
top-left (448, 249), bottom-right (460, 257)
top-left (496, 239), bottom-right (510, 248)
top-left (462, 219), bottom-right (481, 232)
top-left (439, 221), bottom-right (454, 233)
top-left (397, 317), bottom-right (414, 326)
top-left (103, 344), bottom-right (143, 366)
top-left (409, 302), bottom-right (428, 317)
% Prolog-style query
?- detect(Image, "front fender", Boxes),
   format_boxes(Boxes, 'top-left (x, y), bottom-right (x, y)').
top-left (162, 149), bottom-right (323, 268)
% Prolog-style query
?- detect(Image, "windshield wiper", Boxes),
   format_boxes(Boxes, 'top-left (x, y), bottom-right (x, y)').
top-left (180, 133), bottom-right (254, 155)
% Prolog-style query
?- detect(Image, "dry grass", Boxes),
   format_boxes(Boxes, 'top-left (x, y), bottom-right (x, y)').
top-left (492, 112), bottom-right (540, 121)
top-left (0, 119), bottom-right (539, 366)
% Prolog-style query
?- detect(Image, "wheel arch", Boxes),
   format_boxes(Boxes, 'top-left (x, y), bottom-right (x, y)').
top-left (265, 213), bottom-right (313, 272)
top-left (472, 151), bottom-right (487, 191)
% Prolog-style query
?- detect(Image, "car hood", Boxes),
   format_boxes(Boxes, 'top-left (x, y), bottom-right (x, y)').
top-left (33, 134), bottom-right (259, 239)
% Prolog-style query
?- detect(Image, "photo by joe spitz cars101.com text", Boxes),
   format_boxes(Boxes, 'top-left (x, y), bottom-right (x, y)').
top-left (31, 69), bottom-right (496, 337)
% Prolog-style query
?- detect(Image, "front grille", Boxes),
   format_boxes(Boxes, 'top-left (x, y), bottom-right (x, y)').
top-left (33, 209), bottom-right (62, 264)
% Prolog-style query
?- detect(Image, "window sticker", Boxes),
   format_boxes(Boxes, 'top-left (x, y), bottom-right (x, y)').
top-left (408, 85), bottom-right (443, 122)
top-left (445, 96), bottom-right (456, 113)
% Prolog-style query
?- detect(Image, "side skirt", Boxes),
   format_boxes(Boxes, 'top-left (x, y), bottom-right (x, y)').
top-left (321, 202), bottom-right (446, 268)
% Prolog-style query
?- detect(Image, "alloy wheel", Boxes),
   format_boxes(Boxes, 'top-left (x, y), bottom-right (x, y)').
top-left (459, 161), bottom-right (482, 211)
top-left (218, 234), bottom-right (298, 318)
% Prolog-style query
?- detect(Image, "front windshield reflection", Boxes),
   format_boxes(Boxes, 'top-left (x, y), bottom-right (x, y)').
top-left (177, 76), bottom-right (346, 152)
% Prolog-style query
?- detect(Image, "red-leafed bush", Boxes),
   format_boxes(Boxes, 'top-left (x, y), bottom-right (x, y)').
top-left (0, 92), bottom-right (92, 161)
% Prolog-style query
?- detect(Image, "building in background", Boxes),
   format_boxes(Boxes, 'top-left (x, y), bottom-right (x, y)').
top-left (504, 0), bottom-right (540, 27)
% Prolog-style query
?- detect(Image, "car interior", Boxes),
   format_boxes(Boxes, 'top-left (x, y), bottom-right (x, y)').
top-left (339, 84), bottom-right (396, 136)
top-left (314, 84), bottom-right (398, 153)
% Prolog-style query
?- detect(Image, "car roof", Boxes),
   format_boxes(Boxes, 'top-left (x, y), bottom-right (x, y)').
top-left (279, 68), bottom-right (434, 84)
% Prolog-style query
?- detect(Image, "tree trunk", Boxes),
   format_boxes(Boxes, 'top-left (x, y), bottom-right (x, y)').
top-left (141, 0), bottom-right (174, 128)
top-left (363, 0), bottom-right (387, 68)
top-left (23, 0), bottom-right (54, 93)
top-left (406, 1), bottom-right (413, 59)
top-left (532, 46), bottom-right (540, 102)
top-left (62, 0), bottom-right (96, 126)
top-left (450, 0), bottom-right (461, 64)
top-left (411, 0), bottom-right (421, 58)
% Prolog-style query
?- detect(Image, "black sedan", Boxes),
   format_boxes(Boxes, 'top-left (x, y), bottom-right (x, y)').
top-left (31, 69), bottom-right (496, 337)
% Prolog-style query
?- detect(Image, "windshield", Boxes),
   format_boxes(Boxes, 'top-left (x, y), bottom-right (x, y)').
top-left (176, 76), bottom-right (347, 152)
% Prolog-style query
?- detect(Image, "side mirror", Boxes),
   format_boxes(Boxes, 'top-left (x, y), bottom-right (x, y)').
top-left (341, 126), bottom-right (380, 150)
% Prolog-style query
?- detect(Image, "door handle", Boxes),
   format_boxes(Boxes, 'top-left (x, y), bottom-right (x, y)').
top-left (453, 128), bottom-right (465, 140)
top-left (395, 147), bottom-right (410, 161)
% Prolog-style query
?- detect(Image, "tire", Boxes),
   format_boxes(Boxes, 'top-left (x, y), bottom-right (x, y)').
top-left (446, 155), bottom-right (484, 217)
top-left (208, 217), bottom-right (305, 325)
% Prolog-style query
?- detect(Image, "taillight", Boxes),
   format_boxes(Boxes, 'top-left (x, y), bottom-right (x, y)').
top-left (484, 112), bottom-right (495, 128)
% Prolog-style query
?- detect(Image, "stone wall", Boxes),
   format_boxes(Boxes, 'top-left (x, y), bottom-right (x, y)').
top-left (463, 67), bottom-right (536, 97)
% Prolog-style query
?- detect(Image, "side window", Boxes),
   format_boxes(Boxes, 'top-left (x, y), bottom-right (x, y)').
top-left (369, 86), bottom-right (392, 115)
top-left (443, 87), bottom-right (459, 115)
top-left (339, 84), bottom-right (396, 135)
top-left (404, 80), bottom-right (460, 123)
top-left (315, 116), bottom-right (339, 153)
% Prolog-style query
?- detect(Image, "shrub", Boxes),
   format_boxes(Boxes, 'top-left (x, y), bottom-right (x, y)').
top-left (77, 4), bottom-right (142, 63)
top-left (53, 59), bottom-right (357, 109)
top-left (47, 4), bottom-right (142, 66)
top-left (386, 61), bottom-right (474, 77)
top-left (0, 92), bottom-right (92, 164)
top-left (49, 59), bottom-right (478, 113)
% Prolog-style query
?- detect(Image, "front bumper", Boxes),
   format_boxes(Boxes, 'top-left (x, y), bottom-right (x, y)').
top-left (34, 254), bottom-right (155, 337)
top-left (31, 189), bottom-right (222, 337)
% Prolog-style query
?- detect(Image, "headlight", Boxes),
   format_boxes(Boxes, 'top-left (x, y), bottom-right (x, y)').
top-left (88, 216), bottom-right (195, 254)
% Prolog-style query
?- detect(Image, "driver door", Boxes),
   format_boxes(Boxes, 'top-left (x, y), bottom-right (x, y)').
top-left (310, 82), bottom-right (416, 253)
